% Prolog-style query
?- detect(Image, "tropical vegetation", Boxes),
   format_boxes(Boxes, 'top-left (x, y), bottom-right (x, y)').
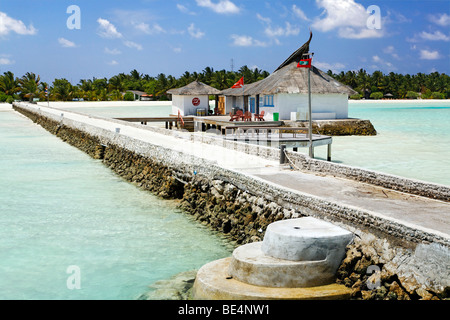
top-left (328, 69), bottom-right (450, 100)
top-left (0, 67), bottom-right (448, 103)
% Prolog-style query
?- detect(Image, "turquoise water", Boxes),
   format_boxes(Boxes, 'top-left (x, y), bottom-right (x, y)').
top-left (0, 107), bottom-right (233, 300)
top-left (313, 101), bottom-right (450, 186)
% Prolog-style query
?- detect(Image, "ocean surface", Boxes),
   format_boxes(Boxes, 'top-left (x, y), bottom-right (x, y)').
top-left (0, 106), bottom-right (233, 300)
top-left (315, 100), bottom-right (450, 186)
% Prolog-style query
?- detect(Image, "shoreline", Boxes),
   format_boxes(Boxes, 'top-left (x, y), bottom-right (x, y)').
top-left (349, 99), bottom-right (449, 104)
top-left (28, 98), bottom-right (449, 109)
top-left (36, 100), bottom-right (173, 108)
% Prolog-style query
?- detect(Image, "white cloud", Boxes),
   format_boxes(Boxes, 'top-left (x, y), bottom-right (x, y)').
top-left (97, 18), bottom-right (122, 39)
top-left (383, 46), bottom-right (400, 59)
top-left (123, 40), bottom-right (143, 50)
top-left (256, 13), bottom-right (271, 24)
top-left (265, 22), bottom-right (300, 38)
top-left (420, 49), bottom-right (441, 60)
top-left (58, 37), bottom-right (76, 48)
top-left (314, 61), bottom-right (345, 73)
top-left (134, 22), bottom-right (165, 35)
top-left (257, 13), bottom-right (300, 43)
top-left (0, 57), bottom-right (14, 65)
top-left (104, 47), bottom-right (121, 55)
top-left (230, 34), bottom-right (267, 47)
top-left (372, 55), bottom-right (395, 70)
top-left (419, 30), bottom-right (450, 42)
top-left (107, 60), bottom-right (119, 65)
top-left (0, 12), bottom-right (37, 36)
top-left (292, 5), bottom-right (309, 21)
top-left (177, 4), bottom-right (196, 15)
top-left (188, 23), bottom-right (205, 39)
top-left (428, 13), bottom-right (450, 27)
top-left (338, 27), bottom-right (384, 39)
top-left (195, 0), bottom-right (240, 14)
top-left (312, 0), bottom-right (384, 39)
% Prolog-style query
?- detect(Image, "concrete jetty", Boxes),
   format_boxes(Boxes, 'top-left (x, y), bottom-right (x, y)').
top-left (10, 102), bottom-right (450, 299)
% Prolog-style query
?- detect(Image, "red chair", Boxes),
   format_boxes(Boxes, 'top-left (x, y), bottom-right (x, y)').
top-left (254, 110), bottom-right (265, 121)
top-left (243, 111), bottom-right (252, 121)
top-left (229, 110), bottom-right (243, 121)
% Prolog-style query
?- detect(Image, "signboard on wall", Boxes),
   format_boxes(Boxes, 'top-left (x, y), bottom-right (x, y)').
top-left (192, 97), bottom-right (200, 106)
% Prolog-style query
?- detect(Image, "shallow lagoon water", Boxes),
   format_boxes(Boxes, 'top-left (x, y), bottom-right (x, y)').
top-left (0, 107), bottom-right (233, 300)
top-left (313, 101), bottom-right (450, 186)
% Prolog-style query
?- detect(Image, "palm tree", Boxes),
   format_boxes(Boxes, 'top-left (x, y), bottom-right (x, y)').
top-left (109, 75), bottom-right (126, 92)
top-left (52, 78), bottom-right (73, 101)
top-left (18, 72), bottom-right (40, 101)
top-left (0, 71), bottom-right (20, 96)
top-left (211, 70), bottom-right (232, 90)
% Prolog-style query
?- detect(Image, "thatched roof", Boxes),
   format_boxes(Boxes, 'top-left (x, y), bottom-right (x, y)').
top-left (221, 32), bottom-right (357, 97)
top-left (167, 80), bottom-right (221, 95)
top-left (221, 63), bottom-right (357, 96)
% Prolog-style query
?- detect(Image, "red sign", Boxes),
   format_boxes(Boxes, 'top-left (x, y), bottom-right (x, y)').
top-left (192, 97), bottom-right (200, 106)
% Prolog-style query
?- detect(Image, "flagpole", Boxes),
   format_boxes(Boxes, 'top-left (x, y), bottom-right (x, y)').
top-left (308, 66), bottom-right (313, 158)
top-left (301, 53), bottom-right (314, 158)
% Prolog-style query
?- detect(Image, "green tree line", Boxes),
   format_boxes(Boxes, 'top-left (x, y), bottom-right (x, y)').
top-left (328, 69), bottom-right (450, 100)
top-left (1, 67), bottom-right (448, 103)
top-left (0, 66), bottom-right (269, 103)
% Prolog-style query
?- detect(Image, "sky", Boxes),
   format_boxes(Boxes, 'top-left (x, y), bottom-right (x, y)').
top-left (0, 0), bottom-right (449, 84)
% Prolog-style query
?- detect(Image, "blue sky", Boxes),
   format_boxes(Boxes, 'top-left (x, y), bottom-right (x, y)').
top-left (0, 0), bottom-right (449, 84)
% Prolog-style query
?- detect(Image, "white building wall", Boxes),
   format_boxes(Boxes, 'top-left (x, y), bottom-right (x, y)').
top-left (171, 94), bottom-right (210, 116)
top-left (259, 93), bottom-right (348, 121)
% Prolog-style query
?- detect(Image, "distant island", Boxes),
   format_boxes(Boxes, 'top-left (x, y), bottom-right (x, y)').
top-left (0, 67), bottom-right (448, 103)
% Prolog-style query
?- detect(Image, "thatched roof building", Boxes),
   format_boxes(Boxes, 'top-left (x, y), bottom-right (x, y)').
top-left (220, 32), bottom-right (357, 121)
top-left (167, 80), bottom-right (221, 96)
top-left (168, 80), bottom-right (221, 116)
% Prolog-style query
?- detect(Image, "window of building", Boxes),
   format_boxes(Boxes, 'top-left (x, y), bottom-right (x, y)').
top-left (264, 95), bottom-right (274, 107)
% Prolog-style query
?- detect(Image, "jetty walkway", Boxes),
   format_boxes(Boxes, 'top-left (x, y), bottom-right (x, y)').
top-left (11, 103), bottom-right (450, 244)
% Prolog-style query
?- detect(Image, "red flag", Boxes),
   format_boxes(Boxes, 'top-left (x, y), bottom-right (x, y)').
top-left (232, 77), bottom-right (244, 88)
top-left (297, 58), bottom-right (312, 68)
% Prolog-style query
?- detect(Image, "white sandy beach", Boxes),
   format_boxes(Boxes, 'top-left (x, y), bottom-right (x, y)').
top-left (36, 100), bottom-right (173, 109)
top-left (349, 99), bottom-right (449, 104)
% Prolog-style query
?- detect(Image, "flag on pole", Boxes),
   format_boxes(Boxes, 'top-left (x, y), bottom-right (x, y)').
top-left (297, 58), bottom-right (312, 68)
top-left (232, 76), bottom-right (244, 88)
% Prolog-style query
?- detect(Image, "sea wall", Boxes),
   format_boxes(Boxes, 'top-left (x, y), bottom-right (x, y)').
top-left (13, 102), bottom-right (449, 300)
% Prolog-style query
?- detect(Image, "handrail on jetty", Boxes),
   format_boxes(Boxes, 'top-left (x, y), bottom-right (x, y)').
top-left (115, 116), bottom-right (194, 130)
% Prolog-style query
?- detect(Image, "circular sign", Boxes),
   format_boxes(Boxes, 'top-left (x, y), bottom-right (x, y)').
top-left (192, 97), bottom-right (200, 106)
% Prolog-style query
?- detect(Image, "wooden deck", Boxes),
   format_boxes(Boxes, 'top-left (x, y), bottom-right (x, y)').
top-left (115, 115), bottom-right (332, 160)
